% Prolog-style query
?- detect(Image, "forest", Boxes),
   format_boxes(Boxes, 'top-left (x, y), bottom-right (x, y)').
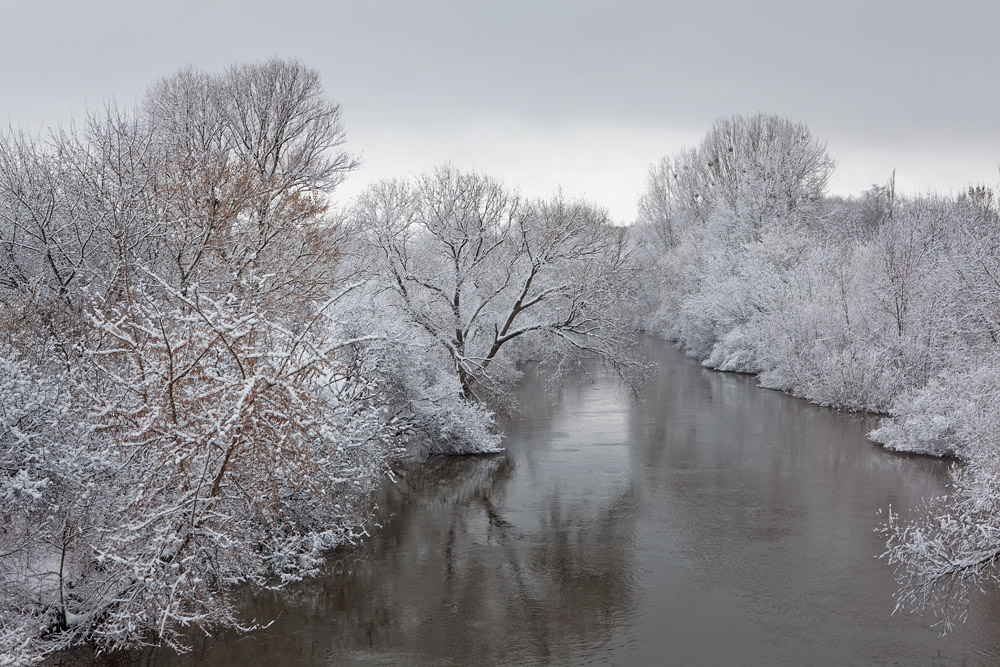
top-left (1, 60), bottom-right (998, 663)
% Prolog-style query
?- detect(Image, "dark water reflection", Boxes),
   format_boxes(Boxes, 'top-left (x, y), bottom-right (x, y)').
top-left (137, 339), bottom-right (1000, 666)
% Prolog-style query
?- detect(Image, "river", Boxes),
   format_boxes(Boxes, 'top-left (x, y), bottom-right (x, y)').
top-left (142, 338), bottom-right (1000, 666)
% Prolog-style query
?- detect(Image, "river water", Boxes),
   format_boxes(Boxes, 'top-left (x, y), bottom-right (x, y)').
top-left (145, 339), bottom-right (1000, 666)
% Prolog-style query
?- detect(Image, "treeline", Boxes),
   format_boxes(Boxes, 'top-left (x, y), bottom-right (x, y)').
top-left (636, 112), bottom-right (1000, 630)
top-left (0, 61), bottom-right (642, 663)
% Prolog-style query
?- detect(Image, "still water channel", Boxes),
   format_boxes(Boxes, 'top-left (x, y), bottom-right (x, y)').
top-left (146, 339), bottom-right (1000, 666)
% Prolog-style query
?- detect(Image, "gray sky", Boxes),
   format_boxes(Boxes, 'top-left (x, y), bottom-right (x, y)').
top-left (2, 0), bottom-right (998, 221)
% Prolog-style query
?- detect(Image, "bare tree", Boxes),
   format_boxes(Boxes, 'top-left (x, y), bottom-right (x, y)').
top-left (355, 166), bottom-right (645, 406)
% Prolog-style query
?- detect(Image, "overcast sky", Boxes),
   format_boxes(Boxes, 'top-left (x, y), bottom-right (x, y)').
top-left (2, 0), bottom-right (998, 221)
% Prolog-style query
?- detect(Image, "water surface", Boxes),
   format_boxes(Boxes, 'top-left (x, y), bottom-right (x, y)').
top-left (144, 339), bottom-right (1000, 666)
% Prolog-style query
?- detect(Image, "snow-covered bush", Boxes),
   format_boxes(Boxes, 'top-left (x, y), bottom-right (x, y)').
top-left (873, 356), bottom-right (1000, 458)
top-left (342, 333), bottom-right (503, 457)
top-left (881, 450), bottom-right (1000, 632)
top-left (0, 347), bottom-right (118, 665)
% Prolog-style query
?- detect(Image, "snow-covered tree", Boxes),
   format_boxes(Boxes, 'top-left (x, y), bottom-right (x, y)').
top-left (354, 166), bottom-right (645, 410)
top-left (697, 113), bottom-right (834, 238)
top-left (0, 59), bottom-right (399, 662)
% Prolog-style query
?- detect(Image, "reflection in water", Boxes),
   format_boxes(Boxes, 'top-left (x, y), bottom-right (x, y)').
top-left (74, 340), bottom-right (1000, 665)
